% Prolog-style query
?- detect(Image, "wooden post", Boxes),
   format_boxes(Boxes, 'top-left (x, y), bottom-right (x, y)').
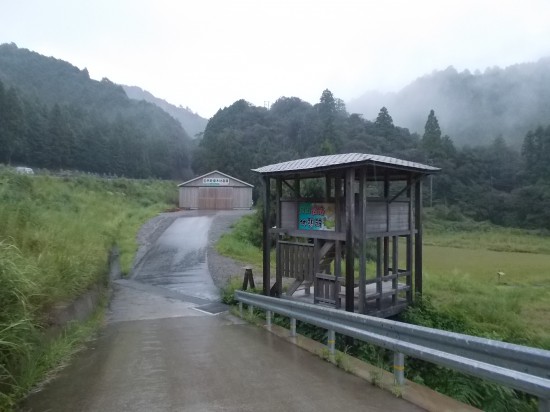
top-left (262, 176), bottom-right (271, 296)
top-left (312, 238), bottom-right (320, 297)
top-left (345, 168), bottom-right (355, 312)
top-left (242, 267), bottom-right (255, 290)
top-left (334, 175), bottom-right (343, 308)
top-left (414, 179), bottom-right (423, 296)
top-left (325, 175), bottom-right (332, 201)
top-left (294, 178), bottom-right (300, 197)
top-left (275, 178), bottom-right (283, 296)
top-left (376, 237), bottom-right (382, 310)
top-left (406, 175), bottom-right (413, 303)
top-left (383, 174), bottom-right (390, 306)
top-left (358, 167), bottom-right (367, 314)
top-left (392, 236), bottom-right (398, 305)
top-left (334, 176), bottom-right (342, 232)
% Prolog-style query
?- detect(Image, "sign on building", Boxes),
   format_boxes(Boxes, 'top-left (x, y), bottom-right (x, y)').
top-left (203, 177), bottom-right (229, 186)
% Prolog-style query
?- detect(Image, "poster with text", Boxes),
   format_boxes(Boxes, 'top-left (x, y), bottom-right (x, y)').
top-left (298, 202), bottom-right (335, 231)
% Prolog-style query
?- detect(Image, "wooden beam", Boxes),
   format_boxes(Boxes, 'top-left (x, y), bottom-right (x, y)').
top-left (392, 235), bottom-right (398, 305)
top-left (282, 179), bottom-right (297, 197)
top-left (270, 229), bottom-right (346, 241)
top-left (325, 175), bottom-right (332, 201)
top-left (334, 176), bottom-right (342, 233)
top-left (383, 173), bottom-right (390, 309)
top-left (376, 237), bottom-right (382, 310)
top-left (414, 179), bottom-right (423, 296)
top-left (334, 240), bottom-right (341, 308)
top-left (388, 174), bottom-right (422, 203)
top-left (358, 168), bottom-right (367, 314)
top-left (262, 176), bottom-right (271, 296)
top-left (294, 178), bottom-right (300, 197)
top-left (345, 168), bottom-right (355, 312)
top-left (406, 175), bottom-right (413, 304)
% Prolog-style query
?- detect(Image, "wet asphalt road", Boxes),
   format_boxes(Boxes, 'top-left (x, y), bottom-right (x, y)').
top-left (21, 211), bottom-right (424, 412)
top-left (132, 214), bottom-right (220, 301)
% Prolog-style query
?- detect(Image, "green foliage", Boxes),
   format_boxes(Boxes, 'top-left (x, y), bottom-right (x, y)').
top-left (0, 43), bottom-right (192, 180)
top-left (422, 109), bottom-right (442, 150)
top-left (400, 298), bottom-right (536, 412)
top-left (0, 169), bottom-right (175, 408)
top-left (220, 277), bottom-right (245, 305)
top-left (374, 106), bottom-right (394, 137)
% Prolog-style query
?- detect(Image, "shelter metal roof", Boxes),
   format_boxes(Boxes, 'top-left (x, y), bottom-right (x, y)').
top-left (252, 153), bottom-right (440, 176)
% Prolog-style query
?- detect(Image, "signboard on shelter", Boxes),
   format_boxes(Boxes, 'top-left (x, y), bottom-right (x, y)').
top-left (298, 202), bottom-right (335, 231)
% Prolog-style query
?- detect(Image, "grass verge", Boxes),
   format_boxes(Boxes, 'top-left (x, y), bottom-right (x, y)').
top-left (0, 168), bottom-right (176, 409)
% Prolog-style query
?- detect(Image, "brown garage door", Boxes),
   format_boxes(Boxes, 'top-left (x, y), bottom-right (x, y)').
top-left (198, 187), bottom-right (233, 209)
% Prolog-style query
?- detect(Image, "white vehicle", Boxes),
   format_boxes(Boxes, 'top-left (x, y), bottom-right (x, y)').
top-left (15, 166), bottom-right (34, 175)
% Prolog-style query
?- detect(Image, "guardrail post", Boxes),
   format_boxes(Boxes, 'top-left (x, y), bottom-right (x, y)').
top-left (393, 352), bottom-right (405, 386)
top-left (539, 397), bottom-right (549, 412)
top-left (248, 305), bottom-right (254, 316)
top-left (266, 310), bottom-right (272, 330)
top-left (290, 318), bottom-right (296, 337)
top-left (239, 302), bottom-right (243, 317)
top-left (328, 330), bottom-right (336, 361)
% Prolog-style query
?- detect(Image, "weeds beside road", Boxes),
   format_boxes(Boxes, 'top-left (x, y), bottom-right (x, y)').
top-left (0, 168), bottom-right (176, 410)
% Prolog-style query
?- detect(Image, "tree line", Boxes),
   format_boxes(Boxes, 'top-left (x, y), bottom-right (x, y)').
top-left (0, 44), bottom-right (192, 180)
top-left (194, 90), bottom-right (550, 230)
top-left (0, 43), bottom-right (547, 230)
top-left (349, 59), bottom-right (550, 147)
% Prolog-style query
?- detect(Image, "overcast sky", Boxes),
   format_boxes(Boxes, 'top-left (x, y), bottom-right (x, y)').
top-left (2, 0), bottom-right (550, 118)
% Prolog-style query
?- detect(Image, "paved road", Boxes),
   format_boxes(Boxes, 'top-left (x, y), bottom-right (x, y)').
top-left (21, 212), bottom-right (424, 412)
top-left (132, 213), bottom-right (219, 301)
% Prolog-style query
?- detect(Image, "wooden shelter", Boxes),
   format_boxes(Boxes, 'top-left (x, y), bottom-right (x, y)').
top-left (252, 153), bottom-right (440, 317)
top-left (178, 170), bottom-right (253, 210)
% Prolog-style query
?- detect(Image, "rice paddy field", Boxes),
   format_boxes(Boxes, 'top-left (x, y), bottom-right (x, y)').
top-left (423, 225), bottom-right (550, 348)
top-left (218, 211), bottom-right (550, 349)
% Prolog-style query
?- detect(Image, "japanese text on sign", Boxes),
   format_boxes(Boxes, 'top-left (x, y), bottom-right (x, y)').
top-left (203, 177), bottom-right (229, 186)
top-left (298, 202), bottom-right (335, 231)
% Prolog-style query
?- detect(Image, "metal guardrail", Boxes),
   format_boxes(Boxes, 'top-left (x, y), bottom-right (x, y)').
top-left (235, 291), bottom-right (550, 410)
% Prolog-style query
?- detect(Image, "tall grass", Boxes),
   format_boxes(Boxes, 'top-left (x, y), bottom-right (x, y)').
top-left (0, 167), bottom-right (176, 409)
top-left (216, 210), bottom-right (264, 268)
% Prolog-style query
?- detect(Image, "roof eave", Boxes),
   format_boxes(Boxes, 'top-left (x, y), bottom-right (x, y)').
top-left (252, 160), bottom-right (440, 177)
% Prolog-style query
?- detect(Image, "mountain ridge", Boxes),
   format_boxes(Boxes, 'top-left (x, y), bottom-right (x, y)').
top-left (0, 43), bottom-right (192, 179)
top-left (348, 57), bottom-right (550, 146)
top-left (122, 85), bottom-right (208, 138)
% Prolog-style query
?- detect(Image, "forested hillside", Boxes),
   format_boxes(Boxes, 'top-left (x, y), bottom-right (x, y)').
top-left (194, 90), bottom-right (550, 230)
top-left (0, 43), bottom-right (192, 179)
top-left (348, 58), bottom-right (550, 147)
top-left (123, 85), bottom-right (208, 138)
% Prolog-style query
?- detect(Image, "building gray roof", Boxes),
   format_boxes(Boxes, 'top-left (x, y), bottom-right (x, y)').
top-left (178, 170), bottom-right (254, 187)
top-left (252, 153), bottom-right (440, 175)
